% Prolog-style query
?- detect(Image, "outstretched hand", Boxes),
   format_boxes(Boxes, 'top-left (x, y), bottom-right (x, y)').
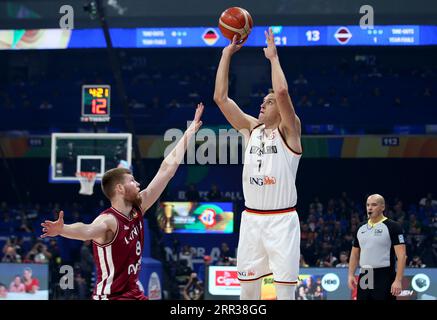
top-left (187, 102), bottom-right (204, 134)
top-left (263, 27), bottom-right (278, 60)
top-left (41, 211), bottom-right (64, 238)
top-left (222, 35), bottom-right (247, 56)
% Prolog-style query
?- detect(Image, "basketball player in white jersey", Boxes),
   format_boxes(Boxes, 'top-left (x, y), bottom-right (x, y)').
top-left (214, 28), bottom-right (302, 300)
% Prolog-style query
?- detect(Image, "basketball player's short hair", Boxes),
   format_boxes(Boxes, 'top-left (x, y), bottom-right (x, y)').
top-left (268, 88), bottom-right (274, 94)
top-left (101, 168), bottom-right (132, 200)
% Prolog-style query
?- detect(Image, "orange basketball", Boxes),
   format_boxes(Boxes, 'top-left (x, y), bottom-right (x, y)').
top-left (218, 7), bottom-right (253, 43)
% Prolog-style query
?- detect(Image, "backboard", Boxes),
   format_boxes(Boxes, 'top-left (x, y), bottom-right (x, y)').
top-left (50, 133), bottom-right (132, 183)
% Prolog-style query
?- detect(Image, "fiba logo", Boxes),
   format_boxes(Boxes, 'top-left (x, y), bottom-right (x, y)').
top-left (411, 273), bottom-right (430, 293)
top-left (321, 273), bottom-right (340, 292)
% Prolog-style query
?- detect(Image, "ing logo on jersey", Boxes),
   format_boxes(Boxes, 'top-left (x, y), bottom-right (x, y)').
top-left (249, 176), bottom-right (277, 186)
top-left (198, 208), bottom-right (217, 227)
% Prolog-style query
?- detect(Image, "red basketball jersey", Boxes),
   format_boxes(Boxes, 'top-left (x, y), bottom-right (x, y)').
top-left (92, 206), bottom-right (146, 300)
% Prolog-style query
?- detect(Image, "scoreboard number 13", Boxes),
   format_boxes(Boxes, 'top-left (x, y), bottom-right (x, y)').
top-left (306, 30), bottom-right (321, 42)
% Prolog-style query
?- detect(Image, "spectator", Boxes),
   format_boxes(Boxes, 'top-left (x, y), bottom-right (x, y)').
top-left (179, 245), bottom-right (194, 270)
top-left (207, 184), bottom-right (222, 201)
top-left (368, 67), bottom-right (382, 78)
top-left (317, 251), bottom-right (337, 268)
top-left (18, 215), bottom-right (33, 233)
top-left (393, 96), bottom-right (402, 107)
top-left (23, 267), bottom-right (40, 293)
top-left (293, 74), bottom-right (308, 85)
top-left (339, 96), bottom-right (350, 107)
top-left (313, 285), bottom-right (325, 300)
top-left (419, 193), bottom-right (437, 207)
top-left (166, 99), bottom-right (181, 109)
top-left (0, 201), bottom-right (8, 216)
top-left (423, 87), bottom-right (432, 97)
top-left (409, 255), bottom-right (426, 268)
top-left (3, 235), bottom-right (22, 257)
top-left (300, 254), bottom-right (309, 268)
top-left (74, 264), bottom-right (89, 299)
top-left (79, 240), bottom-right (93, 285)
top-left (9, 275), bottom-right (25, 293)
top-left (39, 100), bottom-right (53, 110)
top-left (393, 200), bottom-right (406, 221)
top-left (151, 96), bottom-right (160, 108)
top-left (186, 184), bottom-right (200, 201)
top-left (372, 87), bottom-right (382, 97)
top-left (25, 241), bottom-right (51, 263)
top-left (0, 283), bottom-right (8, 298)
top-left (197, 255), bottom-right (212, 284)
top-left (183, 272), bottom-right (204, 300)
top-left (130, 99), bottom-right (145, 109)
top-left (1, 245), bottom-right (22, 263)
top-left (297, 95), bottom-right (313, 107)
top-left (316, 97), bottom-right (331, 108)
top-left (217, 242), bottom-right (235, 266)
top-left (336, 251), bottom-right (349, 268)
top-left (297, 276), bottom-right (316, 300)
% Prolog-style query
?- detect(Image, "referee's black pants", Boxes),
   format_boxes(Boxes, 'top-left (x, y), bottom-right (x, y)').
top-left (357, 266), bottom-right (396, 301)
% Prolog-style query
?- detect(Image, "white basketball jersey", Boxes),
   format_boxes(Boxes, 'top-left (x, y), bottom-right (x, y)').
top-left (242, 125), bottom-right (301, 210)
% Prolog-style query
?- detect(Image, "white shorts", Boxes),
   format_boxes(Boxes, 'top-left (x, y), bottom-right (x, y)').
top-left (237, 208), bottom-right (300, 285)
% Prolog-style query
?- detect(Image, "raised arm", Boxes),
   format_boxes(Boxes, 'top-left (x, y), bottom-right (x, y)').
top-left (213, 35), bottom-right (259, 132)
top-left (41, 211), bottom-right (117, 243)
top-left (264, 28), bottom-right (302, 153)
top-left (139, 104), bottom-right (203, 213)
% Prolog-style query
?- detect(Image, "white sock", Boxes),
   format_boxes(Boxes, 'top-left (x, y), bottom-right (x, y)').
top-left (275, 283), bottom-right (297, 300)
top-left (240, 279), bottom-right (262, 300)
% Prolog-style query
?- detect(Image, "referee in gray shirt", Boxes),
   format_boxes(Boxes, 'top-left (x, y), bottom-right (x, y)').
top-left (348, 194), bottom-right (407, 300)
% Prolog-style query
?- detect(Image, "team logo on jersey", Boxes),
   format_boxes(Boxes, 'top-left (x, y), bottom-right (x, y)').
top-left (267, 131), bottom-right (276, 140)
top-left (250, 146), bottom-right (264, 156)
top-left (249, 176), bottom-right (276, 186)
top-left (124, 224), bottom-right (142, 244)
top-left (249, 145), bottom-right (277, 155)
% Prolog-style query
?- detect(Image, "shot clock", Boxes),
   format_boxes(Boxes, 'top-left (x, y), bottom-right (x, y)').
top-left (81, 85), bottom-right (111, 122)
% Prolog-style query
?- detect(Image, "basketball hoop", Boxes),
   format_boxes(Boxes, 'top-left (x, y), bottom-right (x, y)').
top-left (76, 172), bottom-right (97, 195)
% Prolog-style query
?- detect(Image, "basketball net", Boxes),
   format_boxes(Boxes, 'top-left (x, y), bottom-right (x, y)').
top-left (76, 172), bottom-right (97, 195)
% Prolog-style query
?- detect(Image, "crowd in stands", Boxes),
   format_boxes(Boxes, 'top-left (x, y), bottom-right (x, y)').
top-left (0, 192), bottom-right (436, 299)
top-left (1, 50), bottom-right (435, 134)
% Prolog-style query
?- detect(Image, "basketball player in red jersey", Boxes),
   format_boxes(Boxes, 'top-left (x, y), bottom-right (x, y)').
top-left (41, 104), bottom-right (204, 300)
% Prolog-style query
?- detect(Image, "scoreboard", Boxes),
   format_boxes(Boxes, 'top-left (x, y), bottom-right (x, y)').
top-left (81, 85), bottom-right (110, 122)
top-left (1, 25), bottom-right (436, 50)
top-left (134, 25), bottom-right (424, 47)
